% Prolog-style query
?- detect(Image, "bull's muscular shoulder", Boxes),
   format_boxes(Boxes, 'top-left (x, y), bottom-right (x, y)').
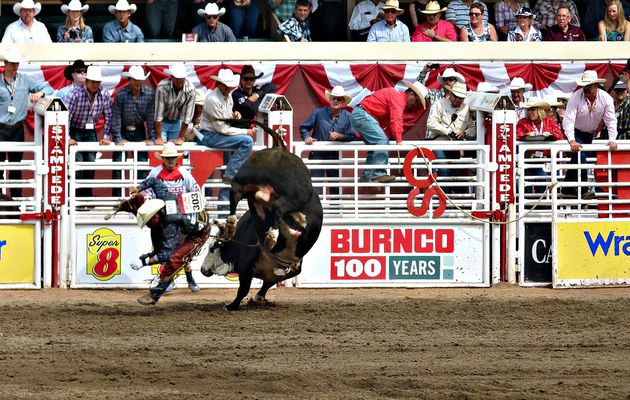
top-left (238, 148), bottom-right (310, 181)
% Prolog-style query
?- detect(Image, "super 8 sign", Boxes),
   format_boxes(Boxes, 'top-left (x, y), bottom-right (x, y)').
top-left (47, 124), bottom-right (66, 206)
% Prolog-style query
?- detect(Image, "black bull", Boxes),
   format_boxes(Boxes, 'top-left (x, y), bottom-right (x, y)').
top-left (201, 119), bottom-right (323, 310)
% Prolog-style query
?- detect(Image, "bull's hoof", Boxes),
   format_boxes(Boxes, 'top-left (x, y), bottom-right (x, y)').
top-left (225, 302), bottom-right (240, 311)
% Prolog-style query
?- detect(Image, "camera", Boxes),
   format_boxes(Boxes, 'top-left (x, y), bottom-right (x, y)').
top-left (68, 29), bottom-right (78, 40)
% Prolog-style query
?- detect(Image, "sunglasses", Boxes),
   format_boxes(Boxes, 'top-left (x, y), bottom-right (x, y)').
top-left (242, 76), bottom-right (256, 82)
top-left (469, 12), bottom-right (482, 17)
top-left (331, 96), bottom-right (346, 102)
top-left (444, 77), bottom-right (458, 82)
top-left (74, 68), bottom-right (87, 74)
top-left (205, 15), bottom-right (219, 20)
top-left (383, 9), bottom-right (398, 14)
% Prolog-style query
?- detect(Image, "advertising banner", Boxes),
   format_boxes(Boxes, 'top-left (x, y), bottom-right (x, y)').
top-left (523, 223), bottom-right (552, 283)
top-left (0, 225), bottom-right (37, 285)
top-left (47, 124), bottom-right (66, 206)
top-left (555, 220), bottom-right (630, 287)
top-left (298, 224), bottom-right (488, 287)
top-left (73, 225), bottom-right (247, 288)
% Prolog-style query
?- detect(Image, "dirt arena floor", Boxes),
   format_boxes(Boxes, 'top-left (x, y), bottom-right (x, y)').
top-left (0, 285), bottom-right (629, 400)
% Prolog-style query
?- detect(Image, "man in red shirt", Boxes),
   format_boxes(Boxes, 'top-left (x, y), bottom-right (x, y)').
top-left (542, 5), bottom-right (585, 41)
top-left (350, 81), bottom-right (428, 182)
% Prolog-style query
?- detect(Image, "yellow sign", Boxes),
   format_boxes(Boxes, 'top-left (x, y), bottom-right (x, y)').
top-left (557, 221), bottom-right (630, 280)
top-left (87, 228), bottom-right (122, 281)
top-left (0, 225), bottom-right (36, 284)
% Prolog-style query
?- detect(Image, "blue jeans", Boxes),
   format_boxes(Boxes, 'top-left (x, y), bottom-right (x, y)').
top-left (144, 0), bottom-right (178, 38)
top-left (564, 130), bottom-right (593, 192)
top-left (350, 106), bottom-right (389, 180)
top-left (226, 0), bottom-right (260, 38)
top-left (197, 130), bottom-right (254, 207)
top-left (162, 119), bottom-right (182, 141)
top-left (70, 128), bottom-right (98, 198)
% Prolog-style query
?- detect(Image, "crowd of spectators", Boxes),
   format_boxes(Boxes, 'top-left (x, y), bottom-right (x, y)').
top-left (1, 0), bottom-right (629, 43)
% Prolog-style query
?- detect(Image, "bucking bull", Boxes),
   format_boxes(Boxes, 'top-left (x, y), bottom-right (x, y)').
top-left (109, 120), bottom-right (323, 310)
top-left (200, 119), bottom-right (323, 310)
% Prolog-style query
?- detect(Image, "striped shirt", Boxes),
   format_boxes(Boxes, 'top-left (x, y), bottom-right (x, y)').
top-left (494, 1), bottom-right (529, 32)
top-left (0, 73), bottom-right (53, 125)
top-left (445, 0), bottom-right (488, 30)
top-left (154, 78), bottom-right (196, 125)
top-left (111, 85), bottom-right (156, 142)
top-left (66, 85), bottom-right (113, 138)
top-left (367, 19), bottom-right (410, 42)
top-left (532, 0), bottom-right (580, 29)
top-left (617, 96), bottom-right (630, 140)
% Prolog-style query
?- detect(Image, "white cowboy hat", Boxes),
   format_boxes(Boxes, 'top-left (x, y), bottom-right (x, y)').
top-left (437, 67), bottom-right (466, 85)
top-left (541, 94), bottom-right (561, 107)
top-left (136, 199), bottom-right (165, 228)
top-left (508, 77), bottom-right (533, 91)
top-left (108, 0), bottom-right (137, 14)
top-left (381, 0), bottom-right (404, 13)
top-left (325, 85), bottom-right (352, 104)
top-left (576, 70), bottom-right (606, 86)
top-left (446, 82), bottom-right (469, 99)
top-left (211, 68), bottom-right (240, 88)
top-left (61, 0), bottom-right (89, 14)
top-left (476, 82), bottom-right (499, 93)
top-left (197, 2), bottom-right (226, 17)
top-left (614, 81), bottom-right (628, 90)
top-left (85, 65), bottom-right (103, 82)
top-left (403, 81), bottom-right (428, 108)
top-left (122, 65), bottom-right (150, 81)
top-left (1, 47), bottom-right (26, 63)
top-left (164, 62), bottom-right (187, 79)
top-left (420, 0), bottom-right (447, 14)
top-left (155, 142), bottom-right (184, 160)
top-left (13, 0), bottom-right (41, 16)
top-left (519, 96), bottom-right (550, 110)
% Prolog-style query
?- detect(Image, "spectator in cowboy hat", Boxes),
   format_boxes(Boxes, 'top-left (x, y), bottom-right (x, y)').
top-left (56, 59), bottom-right (89, 103)
top-left (600, 81), bottom-right (628, 140)
top-left (368, 0), bottom-right (410, 42)
top-left (416, 66), bottom-right (465, 104)
top-left (1, 0), bottom-right (52, 43)
top-left (426, 81), bottom-right (475, 193)
top-left (57, 0), bottom-right (93, 43)
top-left (192, 2), bottom-right (236, 42)
top-left (0, 48), bottom-right (52, 198)
top-left (516, 97), bottom-right (564, 193)
top-left (232, 64), bottom-right (277, 122)
top-left (350, 80), bottom-right (428, 183)
top-left (154, 62), bottom-right (196, 145)
top-left (196, 68), bottom-right (255, 211)
top-left (66, 66), bottom-right (113, 199)
top-left (111, 65), bottom-right (156, 195)
top-left (277, 0), bottom-right (313, 42)
top-left (103, 0), bottom-right (144, 42)
top-left (561, 70), bottom-right (617, 198)
top-left (507, 6), bottom-right (542, 41)
top-left (300, 86), bottom-right (357, 195)
top-left (411, 1), bottom-right (456, 41)
top-left (508, 76), bottom-right (533, 119)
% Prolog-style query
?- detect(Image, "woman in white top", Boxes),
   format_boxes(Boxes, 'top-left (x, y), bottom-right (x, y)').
top-left (507, 5), bottom-right (541, 41)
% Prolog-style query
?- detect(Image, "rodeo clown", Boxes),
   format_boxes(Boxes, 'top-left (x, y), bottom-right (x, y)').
top-left (131, 175), bottom-right (211, 306)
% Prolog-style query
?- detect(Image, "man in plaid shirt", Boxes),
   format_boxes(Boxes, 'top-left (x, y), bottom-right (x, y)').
top-left (533, 0), bottom-right (580, 30)
top-left (66, 65), bottom-right (112, 198)
top-left (277, 0), bottom-right (312, 41)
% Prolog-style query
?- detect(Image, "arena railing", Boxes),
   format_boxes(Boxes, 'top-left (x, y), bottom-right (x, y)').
top-left (0, 142), bottom-right (43, 218)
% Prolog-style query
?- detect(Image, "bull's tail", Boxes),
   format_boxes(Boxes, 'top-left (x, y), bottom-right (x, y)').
top-left (217, 118), bottom-right (286, 149)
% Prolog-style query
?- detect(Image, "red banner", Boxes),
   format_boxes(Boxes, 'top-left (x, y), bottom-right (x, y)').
top-left (47, 124), bottom-right (66, 206)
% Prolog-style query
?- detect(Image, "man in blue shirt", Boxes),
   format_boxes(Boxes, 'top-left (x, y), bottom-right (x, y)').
top-left (103, 0), bottom-right (144, 43)
top-left (111, 65), bottom-right (156, 196)
top-left (367, 0), bottom-right (410, 42)
top-left (192, 3), bottom-right (236, 42)
top-left (0, 47), bottom-right (53, 198)
top-left (300, 86), bottom-right (356, 196)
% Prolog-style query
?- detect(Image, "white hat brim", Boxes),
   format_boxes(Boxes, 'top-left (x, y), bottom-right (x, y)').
top-left (61, 4), bottom-right (89, 14)
top-left (122, 70), bottom-right (150, 81)
top-left (576, 78), bottom-right (606, 86)
top-left (325, 89), bottom-right (352, 104)
top-left (108, 4), bottom-right (137, 14)
top-left (509, 83), bottom-right (533, 91)
top-left (197, 7), bottom-right (226, 17)
top-left (13, 2), bottom-right (42, 16)
top-left (403, 81), bottom-right (427, 108)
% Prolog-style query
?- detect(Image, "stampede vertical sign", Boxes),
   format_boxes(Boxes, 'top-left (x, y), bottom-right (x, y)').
top-left (86, 228), bottom-right (122, 281)
top-left (47, 124), bottom-right (66, 205)
top-left (492, 111), bottom-right (517, 204)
